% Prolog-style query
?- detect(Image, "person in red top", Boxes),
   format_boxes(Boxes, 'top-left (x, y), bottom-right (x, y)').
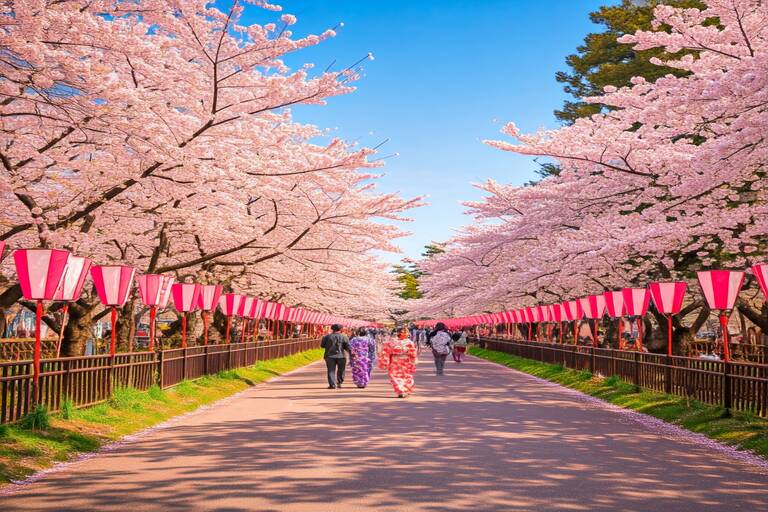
top-left (379, 328), bottom-right (418, 398)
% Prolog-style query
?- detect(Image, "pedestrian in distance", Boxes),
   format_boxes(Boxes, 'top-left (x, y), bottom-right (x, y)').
top-left (452, 329), bottom-right (468, 363)
top-left (321, 324), bottom-right (351, 389)
top-left (349, 327), bottom-right (376, 388)
top-left (427, 322), bottom-right (452, 376)
top-left (379, 327), bottom-right (418, 398)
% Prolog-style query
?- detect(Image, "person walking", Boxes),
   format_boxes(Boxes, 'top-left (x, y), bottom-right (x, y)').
top-left (321, 324), bottom-right (351, 389)
top-left (379, 327), bottom-right (418, 398)
top-left (452, 329), bottom-right (468, 363)
top-left (427, 322), bottom-right (452, 376)
top-left (349, 327), bottom-right (376, 388)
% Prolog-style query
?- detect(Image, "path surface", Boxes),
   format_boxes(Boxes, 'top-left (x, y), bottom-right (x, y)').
top-left (4, 354), bottom-right (768, 511)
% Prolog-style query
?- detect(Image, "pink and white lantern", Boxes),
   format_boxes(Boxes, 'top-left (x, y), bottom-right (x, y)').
top-left (53, 256), bottom-right (93, 357)
top-left (91, 265), bottom-right (136, 356)
top-left (622, 287), bottom-right (651, 351)
top-left (171, 283), bottom-right (201, 348)
top-left (696, 270), bottom-right (745, 362)
top-left (13, 248), bottom-right (71, 390)
top-left (753, 264), bottom-right (768, 300)
top-left (579, 295), bottom-right (606, 347)
top-left (218, 293), bottom-right (243, 343)
top-left (604, 290), bottom-right (625, 349)
top-left (197, 284), bottom-right (223, 346)
top-left (562, 300), bottom-right (583, 345)
top-left (649, 281), bottom-right (688, 357)
top-left (137, 274), bottom-right (173, 351)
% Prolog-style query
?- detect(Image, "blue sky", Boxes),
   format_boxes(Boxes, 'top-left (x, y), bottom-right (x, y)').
top-left (245, 1), bottom-right (615, 263)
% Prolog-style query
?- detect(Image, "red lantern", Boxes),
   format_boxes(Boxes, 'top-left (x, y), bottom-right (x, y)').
top-left (622, 288), bottom-right (650, 351)
top-left (649, 281), bottom-right (687, 357)
top-left (604, 290), bottom-right (625, 349)
top-left (562, 300), bottom-right (583, 345)
top-left (137, 274), bottom-right (172, 351)
top-left (13, 248), bottom-right (71, 392)
top-left (579, 295), bottom-right (606, 347)
top-left (90, 265), bottom-right (135, 357)
top-left (52, 256), bottom-right (92, 357)
top-left (171, 283), bottom-right (200, 348)
top-left (697, 270), bottom-right (745, 362)
top-left (197, 284), bottom-right (223, 346)
top-left (218, 293), bottom-right (243, 343)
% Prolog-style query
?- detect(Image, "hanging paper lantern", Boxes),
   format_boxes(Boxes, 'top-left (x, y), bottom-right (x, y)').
top-left (603, 290), bottom-right (624, 318)
top-left (579, 295), bottom-right (606, 320)
top-left (14, 249), bottom-right (71, 301)
top-left (621, 288), bottom-right (650, 318)
top-left (53, 256), bottom-right (92, 302)
top-left (197, 284), bottom-right (223, 312)
top-left (648, 282), bottom-right (687, 315)
top-left (696, 270), bottom-right (745, 312)
top-left (171, 283), bottom-right (201, 313)
top-left (91, 265), bottom-right (136, 307)
top-left (137, 274), bottom-right (166, 307)
top-left (753, 263), bottom-right (768, 300)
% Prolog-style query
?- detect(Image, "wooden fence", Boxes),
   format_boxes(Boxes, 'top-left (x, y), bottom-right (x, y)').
top-left (480, 337), bottom-right (768, 418)
top-left (0, 337), bottom-right (319, 424)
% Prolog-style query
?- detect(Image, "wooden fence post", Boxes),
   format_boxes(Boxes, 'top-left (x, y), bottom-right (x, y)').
top-left (723, 361), bottom-right (732, 417)
top-left (62, 359), bottom-right (71, 406)
top-left (228, 343), bottom-right (233, 370)
top-left (204, 344), bottom-right (209, 377)
top-left (157, 349), bottom-right (164, 388)
top-left (180, 347), bottom-right (186, 381)
top-left (664, 356), bottom-right (672, 394)
top-left (633, 351), bottom-right (640, 392)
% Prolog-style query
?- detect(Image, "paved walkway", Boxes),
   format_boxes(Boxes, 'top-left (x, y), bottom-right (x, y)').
top-left (4, 354), bottom-right (768, 511)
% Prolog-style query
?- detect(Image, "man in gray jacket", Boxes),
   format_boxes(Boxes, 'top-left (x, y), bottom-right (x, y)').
top-left (321, 324), bottom-right (351, 389)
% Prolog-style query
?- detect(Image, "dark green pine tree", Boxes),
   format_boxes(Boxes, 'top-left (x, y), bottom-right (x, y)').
top-left (554, 0), bottom-right (705, 126)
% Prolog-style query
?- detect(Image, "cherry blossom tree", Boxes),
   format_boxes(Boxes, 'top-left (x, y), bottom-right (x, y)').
top-left (1, 0), bottom-right (418, 352)
top-left (416, 0), bottom-right (768, 353)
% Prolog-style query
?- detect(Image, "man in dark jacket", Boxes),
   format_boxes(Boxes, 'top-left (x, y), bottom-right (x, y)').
top-left (321, 324), bottom-right (351, 389)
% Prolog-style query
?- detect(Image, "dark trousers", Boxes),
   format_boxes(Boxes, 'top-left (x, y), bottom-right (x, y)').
top-left (325, 357), bottom-right (346, 387)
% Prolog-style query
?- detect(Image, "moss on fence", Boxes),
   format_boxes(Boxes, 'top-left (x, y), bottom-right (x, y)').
top-left (0, 348), bottom-right (322, 485)
top-left (469, 346), bottom-right (768, 459)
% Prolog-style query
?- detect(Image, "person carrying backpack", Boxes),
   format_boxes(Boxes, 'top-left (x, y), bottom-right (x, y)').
top-left (427, 322), bottom-right (452, 376)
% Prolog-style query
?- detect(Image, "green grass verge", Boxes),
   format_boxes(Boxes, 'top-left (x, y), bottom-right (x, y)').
top-left (470, 346), bottom-right (768, 459)
top-left (0, 349), bottom-right (322, 485)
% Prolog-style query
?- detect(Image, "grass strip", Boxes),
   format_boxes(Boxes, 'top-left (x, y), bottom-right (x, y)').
top-left (470, 346), bottom-right (768, 459)
top-left (0, 348), bottom-right (322, 485)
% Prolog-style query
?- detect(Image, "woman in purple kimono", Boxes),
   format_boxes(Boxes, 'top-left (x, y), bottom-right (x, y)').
top-left (349, 328), bottom-right (376, 388)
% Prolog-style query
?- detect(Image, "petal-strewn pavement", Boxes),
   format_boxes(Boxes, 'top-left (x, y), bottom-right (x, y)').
top-left (4, 355), bottom-right (768, 511)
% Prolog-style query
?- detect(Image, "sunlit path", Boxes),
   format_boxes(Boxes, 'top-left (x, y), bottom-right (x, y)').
top-left (4, 356), bottom-right (767, 511)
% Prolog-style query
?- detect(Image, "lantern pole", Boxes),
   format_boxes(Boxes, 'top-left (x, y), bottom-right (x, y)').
top-left (181, 312), bottom-right (187, 348)
top-left (34, 299), bottom-right (43, 398)
top-left (110, 306), bottom-right (118, 357)
top-left (149, 306), bottom-right (157, 351)
top-left (636, 318), bottom-right (644, 352)
top-left (592, 319), bottom-right (598, 347)
top-left (617, 317), bottom-right (623, 350)
top-left (202, 310), bottom-right (209, 346)
top-left (225, 316), bottom-right (231, 343)
top-left (666, 313), bottom-right (673, 357)
top-left (719, 313), bottom-right (731, 362)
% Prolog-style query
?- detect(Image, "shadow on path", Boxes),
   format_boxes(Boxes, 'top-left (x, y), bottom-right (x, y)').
top-left (4, 356), bottom-right (767, 511)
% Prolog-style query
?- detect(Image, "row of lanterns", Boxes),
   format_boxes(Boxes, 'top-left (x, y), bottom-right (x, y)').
top-left (418, 266), bottom-right (768, 362)
top-left (0, 245), bottom-right (371, 388)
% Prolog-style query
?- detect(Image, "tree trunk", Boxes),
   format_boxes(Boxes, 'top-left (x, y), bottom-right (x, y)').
top-left (736, 299), bottom-right (768, 332)
top-left (61, 302), bottom-right (98, 356)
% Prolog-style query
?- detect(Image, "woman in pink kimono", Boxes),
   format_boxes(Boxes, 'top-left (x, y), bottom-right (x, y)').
top-left (379, 328), bottom-right (418, 398)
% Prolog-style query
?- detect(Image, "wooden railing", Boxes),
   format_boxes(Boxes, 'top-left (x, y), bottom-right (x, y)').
top-left (479, 337), bottom-right (768, 418)
top-left (0, 338), bottom-right (319, 424)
